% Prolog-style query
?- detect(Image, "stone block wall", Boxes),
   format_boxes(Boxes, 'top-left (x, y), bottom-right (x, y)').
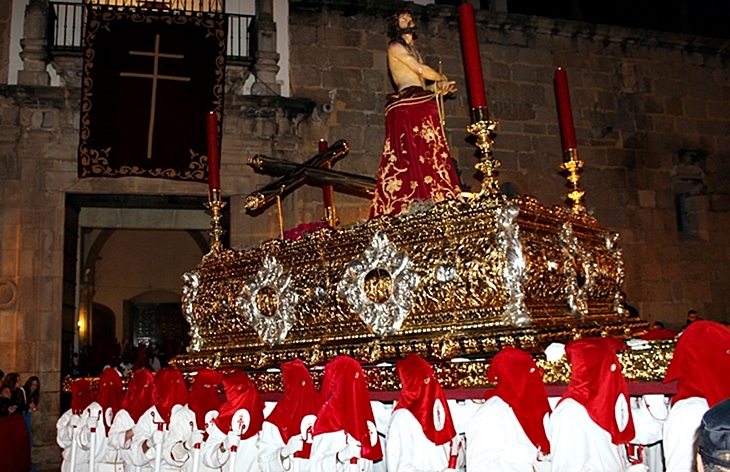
top-left (288, 0), bottom-right (730, 328)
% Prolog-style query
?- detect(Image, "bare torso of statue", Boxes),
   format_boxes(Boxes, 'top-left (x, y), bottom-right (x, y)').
top-left (386, 13), bottom-right (455, 94)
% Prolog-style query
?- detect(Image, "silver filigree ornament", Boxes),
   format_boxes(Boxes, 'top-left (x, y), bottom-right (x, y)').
top-left (497, 205), bottom-right (532, 327)
top-left (337, 232), bottom-right (420, 336)
top-left (235, 254), bottom-right (299, 345)
top-left (182, 271), bottom-right (203, 352)
top-left (435, 264), bottom-right (457, 283)
top-left (559, 222), bottom-right (596, 320)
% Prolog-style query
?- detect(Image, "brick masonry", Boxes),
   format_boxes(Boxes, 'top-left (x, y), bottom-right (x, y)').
top-left (0, 0), bottom-right (729, 468)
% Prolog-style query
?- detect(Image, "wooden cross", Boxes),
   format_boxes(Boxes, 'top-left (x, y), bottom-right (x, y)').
top-left (120, 34), bottom-right (191, 159)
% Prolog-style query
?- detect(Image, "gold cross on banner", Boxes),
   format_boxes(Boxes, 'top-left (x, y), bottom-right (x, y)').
top-left (120, 34), bottom-right (191, 158)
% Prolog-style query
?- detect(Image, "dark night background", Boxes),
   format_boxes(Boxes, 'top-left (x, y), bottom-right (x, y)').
top-left (437, 0), bottom-right (730, 40)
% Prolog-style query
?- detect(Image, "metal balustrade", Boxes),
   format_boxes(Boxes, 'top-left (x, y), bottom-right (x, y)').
top-left (47, 1), bottom-right (255, 63)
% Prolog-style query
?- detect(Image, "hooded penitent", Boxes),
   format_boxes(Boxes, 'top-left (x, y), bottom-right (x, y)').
top-left (189, 368), bottom-right (223, 430)
top-left (394, 354), bottom-right (456, 446)
top-left (664, 320), bottom-right (730, 407)
top-left (214, 369), bottom-right (265, 440)
top-left (122, 368), bottom-right (156, 422)
top-left (561, 337), bottom-right (635, 445)
top-left (96, 368), bottom-right (124, 427)
top-left (485, 347), bottom-right (551, 454)
top-left (71, 378), bottom-right (96, 415)
top-left (313, 356), bottom-right (383, 461)
top-left (265, 359), bottom-right (323, 458)
top-left (154, 367), bottom-right (189, 424)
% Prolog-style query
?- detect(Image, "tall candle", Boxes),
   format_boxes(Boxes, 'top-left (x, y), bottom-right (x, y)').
top-left (206, 111), bottom-right (220, 192)
top-left (458, 3), bottom-right (487, 110)
top-left (554, 68), bottom-right (577, 156)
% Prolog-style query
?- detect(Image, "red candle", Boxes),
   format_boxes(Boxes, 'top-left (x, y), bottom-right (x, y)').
top-left (458, 3), bottom-right (488, 110)
top-left (554, 67), bottom-right (577, 155)
top-left (206, 111), bottom-right (220, 192)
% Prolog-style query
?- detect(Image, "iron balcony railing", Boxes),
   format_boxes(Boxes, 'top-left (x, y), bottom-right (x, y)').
top-left (47, 1), bottom-right (255, 63)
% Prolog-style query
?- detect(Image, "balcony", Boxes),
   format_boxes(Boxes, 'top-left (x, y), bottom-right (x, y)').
top-left (47, 1), bottom-right (255, 65)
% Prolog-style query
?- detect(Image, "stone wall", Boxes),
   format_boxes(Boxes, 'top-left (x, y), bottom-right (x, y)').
top-left (288, 0), bottom-right (730, 327)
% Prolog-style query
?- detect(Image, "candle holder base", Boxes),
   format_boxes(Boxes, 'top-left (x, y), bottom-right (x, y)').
top-left (203, 189), bottom-right (226, 261)
top-left (562, 148), bottom-right (586, 214)
top-left (467, 116), bottom-right (504, 202)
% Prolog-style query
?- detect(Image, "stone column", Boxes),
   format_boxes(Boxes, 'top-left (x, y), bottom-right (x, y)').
top-left (17, 0), bottom-right (50, 86)
top-left (251, 0), bottom-right (280, 96)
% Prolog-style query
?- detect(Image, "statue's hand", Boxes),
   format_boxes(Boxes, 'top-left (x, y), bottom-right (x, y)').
top-left (435, 80), bottom-right (457, 96)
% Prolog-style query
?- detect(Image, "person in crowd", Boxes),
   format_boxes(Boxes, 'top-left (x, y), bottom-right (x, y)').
top-left (682, 310), bottom-right (703, 329)
top-left (91, 367), bottom-right (126, 471)
top-left (640, 321), bottom-right (678, 340)
top-left (202, 369), bottom-right (265, 472)
top-left (57, 378), bottom-right (96, 472)
top-left (663, 321), bottom-right (730, 472)
top-left (697, 398), bottom-right (730, 472)
top-left (149, 345), bottom-right (162, 372)
top-left (170, 368), bottom-right (223, 472)
top-left (387, 354), bottom-right (463, 472)
top-left (107, 368), bottom-right (157, 469)
top-left (71, 353), bottom-right (87, 378)
top-left (0, 385), bottom-right (18, 417)
top-left (310, 355), bottom-right (383, 472)
top-left (126, 367), bottom-right (189, 472)
top-left (260, 359), bottom-right (323, 472)
top-left (630, 394), bottom-right (670, 472)
top-left (466, 346), bottom-right (551, 472)
top-left (0, 384), bottom-right (31, 472)
top-left (549, 337), bottom-right (641, 472)
top-left (618, 291), bottom-right (640, 318)
top-left (25, 376), bottom-right (40, 412)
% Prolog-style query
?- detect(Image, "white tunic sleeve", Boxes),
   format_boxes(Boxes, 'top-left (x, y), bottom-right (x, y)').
top-left (164, 405), bottom-right (197, 470)
top-left (108, 409), bottom-right (135, 451)
top-left (465, 397), bottom-right (542, 472)
top-left (309, 430), bottom-right (373, 472)
top-left (663, 397), bottom-right (709, 472)
top-left (258, 421), bottom-right (290, 472)
top-left (128, 406), bottom-right (160, 467)
top-left (201, 423), bottom-right (231, 469)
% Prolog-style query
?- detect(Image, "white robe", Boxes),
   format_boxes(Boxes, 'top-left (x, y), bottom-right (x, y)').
top-left (630, 395), bottom-right (670, 472)
top-left (465, 396), bottom-right (549, 472)
top-left (549, 399), bottom-right (629, 472)
top-left (124, 405), bottom-right (180, 472)
top-left (663, 397), bottom-right (709, 472)
top-left (57, 409), bottom-right (92, 472)
top-left (309, 430), bottom-right (375, 472)
top-left (258, 421), bottom-right (309, 472)
top-left (164, 404), bottom-right (219, 472)
top-left (201, 422), bottom-right (261, 472)
top-left (386, 409), bottom-right (462, 472)
top-left (107, 409), bottom-right (140, 472)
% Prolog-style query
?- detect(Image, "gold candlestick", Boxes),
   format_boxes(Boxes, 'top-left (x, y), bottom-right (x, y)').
top-left (562, 148), bottom-right (586, 214)
top-left (467, 107), bottom-right (502, 200)
top-left (203, 189), bottom-right (226, 261)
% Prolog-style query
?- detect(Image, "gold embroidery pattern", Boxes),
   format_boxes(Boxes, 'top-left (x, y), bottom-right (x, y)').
top-left (78, 9), bottom-right (225, 181)
top-left (371, 99), bottom-right (460, 216)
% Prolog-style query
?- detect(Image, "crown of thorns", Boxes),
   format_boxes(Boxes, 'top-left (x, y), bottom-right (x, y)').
top-left (386, 8), bottom-right (414, 40)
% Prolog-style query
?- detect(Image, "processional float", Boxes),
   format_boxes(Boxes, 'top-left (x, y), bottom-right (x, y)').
top-left (168, 4), bottom-right (673, 395)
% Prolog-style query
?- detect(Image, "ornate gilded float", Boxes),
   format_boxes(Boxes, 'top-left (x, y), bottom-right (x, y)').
top-left (171, 194), bottom-right (650, 385)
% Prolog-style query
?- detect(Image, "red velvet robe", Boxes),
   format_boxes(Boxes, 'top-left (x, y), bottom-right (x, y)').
top-left (370, 87), bottom-right (461, 217)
